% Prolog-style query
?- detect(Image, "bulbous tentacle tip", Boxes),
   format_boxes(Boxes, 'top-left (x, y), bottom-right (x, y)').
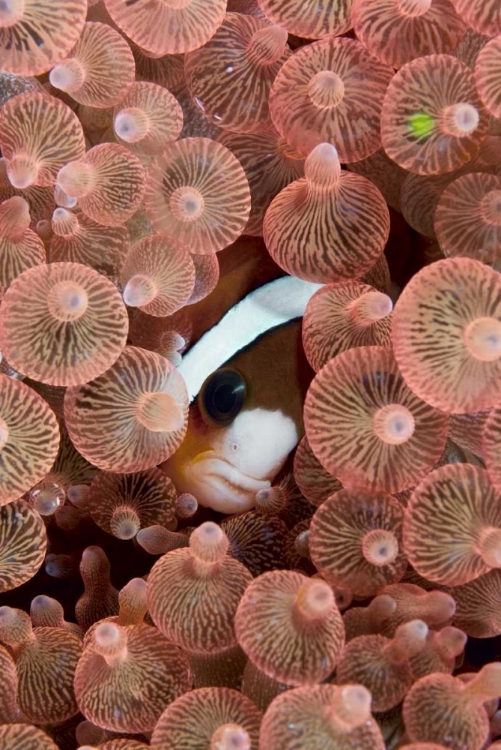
top-left (175, 492), bottom-right (198, 519)
top-left (137, 525), bottom-right (189, 554)
top-left (35, 219), bottom-right (52, 243)
top-left (123, 274), bottom-right (158, 308)
top-left (110, 506), bottom-right (141, 540)
top-left (0, 195), bottom-right (31, 237)
top-left (295, 530), bottom-right (311, 559)
top-left (118, 577), bottom-right (148, 625)
top-left (372, 403), bottom-right (415, 445)
top-left (464, 317), bottom-right (501, 363)
top-left (47, 280), bottom-right (89, 323)
top-left (49, 59), bottom-right (86, 93)
top-left (30, 594), bottom-right (52, 610)
top-left (210, 723), bottom-right (251, 750)
top-left (0, 606), bottom-right (32, 644)
top-left (31, 486), bottom-right (64, 516)
top-left (295, 578), bottom-right (336, 621)
top-left (425, 590), bottom-right (457, 621)
top-left (6, 153), bottom-right (38, 189)
top-left (478, 527), bottom-right (501, 567)
top-left (308, 71), bottom-right (345, 110)
top-left (120, 576), bottom-right (147, 599)
top-left (75, 718), bottom-right (107, 747)
top-left (0, 606), bottom-right (15, 625)
top-left (255, 484), bottom-right (287, 515)
top-left (114, 107), bottom-right (150, 143)
top-left (80, 546), bottom-right (110, 576)
top-left (305, 143), bottom-right (341, 188)
top-left (441, 102), bottom-right (480, 138)
top-left (331, 684), bottom-right (373, 729)
top-left (54, 184), bottom-right (78, 209)
top-left (390, 619), bottom-right (429, 662)
top-left (93, 621), bottom-right (126, 655)
top-left (169, 186), bottom-right (206, 222)
top-left (362, 529), bottom-right (400, 567)
top-left (190, 520), bottom-right (230, 563)
top-left (247, 24), bottom-right (288, 66)
top-left (0, 0), bottom-right (26, 27)
top-left (351, 291), bottom-right (393, 325)
top-left (370, 594), bottom-right (398, 620)
top-left (436, 626), bottom-right (467, 659)
top-left (51, 207), bottom-right (79, 237)
top-left (56, 160), bottom-right (94, 200)
top-left (463, 661), bottom-right (501, 703)
top-left (67, 484), bottom-right (90, 509)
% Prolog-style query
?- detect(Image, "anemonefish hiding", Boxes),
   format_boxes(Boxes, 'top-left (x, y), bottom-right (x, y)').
top-left (162, 242), bottom-right (321, 514)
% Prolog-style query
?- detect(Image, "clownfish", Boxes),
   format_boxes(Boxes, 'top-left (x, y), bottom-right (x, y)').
top-left (162, 239), bottom-right (321, 515)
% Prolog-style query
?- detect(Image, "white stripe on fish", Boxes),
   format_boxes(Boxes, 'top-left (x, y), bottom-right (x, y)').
top-left (178, 275), bottom-right (323, 401)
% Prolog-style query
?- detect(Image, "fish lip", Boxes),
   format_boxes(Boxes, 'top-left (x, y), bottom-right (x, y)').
top-left (191, 452), bottom-right (271, 495)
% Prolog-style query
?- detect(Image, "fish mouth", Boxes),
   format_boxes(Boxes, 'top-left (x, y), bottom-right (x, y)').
top-left (191, 452), bottom-right (271, 502)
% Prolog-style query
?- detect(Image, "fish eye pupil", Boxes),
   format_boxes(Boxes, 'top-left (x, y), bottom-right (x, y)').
top-left (212, 382), bottom-right (237, 414)
top-left (201, 369), bottom-right (246, 426)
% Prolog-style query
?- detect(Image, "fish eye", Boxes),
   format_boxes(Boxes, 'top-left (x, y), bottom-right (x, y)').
top-left (199, 368), bottom-right (247, 426)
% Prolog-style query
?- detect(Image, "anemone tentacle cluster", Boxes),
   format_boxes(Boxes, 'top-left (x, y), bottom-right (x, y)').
top-left (0, 2), bottom-right (501, 749)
